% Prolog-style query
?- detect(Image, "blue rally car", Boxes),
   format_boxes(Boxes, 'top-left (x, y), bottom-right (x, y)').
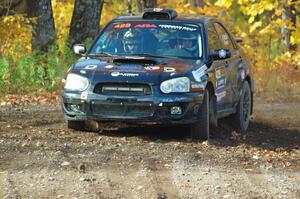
top-left (62, 8), bottom-right (254, 140)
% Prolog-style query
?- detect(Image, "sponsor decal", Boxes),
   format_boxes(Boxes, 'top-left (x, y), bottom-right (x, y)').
top-left (144, 66), bottom-right (160, 71)
top-left (240, 69), bottom-right (245, 80)
top-left (215, 67), bottom-right (225, 79)
top-left (192, 64), bottom-right (207, 82)
top-left (80, 91), bottom-right (88, 100)
top-left (113, 23), bottom-right (131, 28)
top-left (105, 65), bottom-right (114, 69)
top-left (164, 67), bottom-right (176, 73)
top-left (216, 91), bottom-right (226, 102)
top-left (111, 71), bottom-right (139, 77)
top-left (191, 82), bottom-right (205, 91)
top-left (216, 77), bottom-right (226, 90)
top-left (84, 65), bottom-right (97, 70)
top-left (158, 24), bottom-right (197, 32)
top-left (222, 35), bottom-right (229, 46)
top-left (134, 24), bottom-right (157, 28)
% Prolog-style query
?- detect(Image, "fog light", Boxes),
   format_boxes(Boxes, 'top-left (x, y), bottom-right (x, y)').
top-left (170, 106), bottom-right (182, 115)
top-left (67, 104), bottom-right (84, 113)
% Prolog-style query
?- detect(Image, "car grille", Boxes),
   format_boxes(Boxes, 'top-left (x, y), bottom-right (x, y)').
top-left (94, 83), bottom-right (152, 96)
top-left (91, 102), bottom-right (154, 118)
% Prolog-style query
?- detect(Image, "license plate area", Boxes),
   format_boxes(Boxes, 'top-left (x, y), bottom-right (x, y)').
top-left (91, 101), bottom-right (154, 118)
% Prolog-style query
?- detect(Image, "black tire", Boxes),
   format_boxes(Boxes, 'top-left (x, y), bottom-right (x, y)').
top-left (67, 120), bottom-right (101, 132)
top-left (67, 120), bottom-right (85, 131)
top-left (190, 90), bottom-right (210, 140)
top-left (230, 81), bottom-right (251, 133)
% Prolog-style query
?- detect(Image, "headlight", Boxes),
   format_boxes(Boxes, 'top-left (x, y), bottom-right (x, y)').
top-left (160, 77), bottom-right (190, 94)
top-left (64, 73), bottom-right (89, 91)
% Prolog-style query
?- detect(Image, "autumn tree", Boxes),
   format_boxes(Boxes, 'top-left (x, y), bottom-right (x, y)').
top-left (0, 0), bottom-right (27, 16)
top-left (27, 0), bottom-right (56, 51)
top-left (69, 0), bottom-right (104, 46)
top-left (282, 0), bottom-right (297, 51)
top-left (188, 0), bottom-right (205, 7)
top-left (137, 0), bottom-right (157, 13)
top-left (215, 0), bottom-right (299, 53)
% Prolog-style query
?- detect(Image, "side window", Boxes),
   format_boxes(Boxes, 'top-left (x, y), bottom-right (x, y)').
top-left (207, 23), bottom-right (222, 53)
top-left (214, 23), bottom-right (235, 50)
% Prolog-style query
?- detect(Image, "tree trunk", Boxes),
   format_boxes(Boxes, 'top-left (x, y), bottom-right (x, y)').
top-left (188, 0), bottom-right (206, 7)
top-left (69, 0), bottom-right (104, 47)
top-left (26, 0), bottom-right (55, 51)
top-left (0, 0), bottom-right (27, 16)
top-left (289, 0), bottom-right (297, 51)
top-left (281, 0), bottom-right (297, 52)
top-left (137, 0), bottom-right (157, 13)
top-left (126, 0), bottom-right (132, 15)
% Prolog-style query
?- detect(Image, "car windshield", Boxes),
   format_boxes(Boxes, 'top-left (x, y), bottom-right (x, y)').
top-left (89, 21), bottom-right (202, 60)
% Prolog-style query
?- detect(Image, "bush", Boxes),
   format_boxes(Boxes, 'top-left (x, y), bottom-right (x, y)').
top-left (0, 44), bottom-right (75, 94)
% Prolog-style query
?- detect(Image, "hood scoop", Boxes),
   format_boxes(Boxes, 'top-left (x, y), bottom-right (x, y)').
top-left (113, 58), bottom-right (157, 65)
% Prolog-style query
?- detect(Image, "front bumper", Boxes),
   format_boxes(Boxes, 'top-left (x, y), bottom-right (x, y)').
top-left (62, 91), bottom-right (204, 125)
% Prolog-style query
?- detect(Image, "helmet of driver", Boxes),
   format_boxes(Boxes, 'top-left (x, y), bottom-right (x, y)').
top-left (123, 29), bottom-right (143, 54)
top-left (178, 31), bottom-right (198, 53)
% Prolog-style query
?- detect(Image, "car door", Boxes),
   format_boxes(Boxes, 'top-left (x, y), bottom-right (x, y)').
top-left (213, 22), bottom-right (242, 106)
top-left (206, 23), bottom-right (229, 110)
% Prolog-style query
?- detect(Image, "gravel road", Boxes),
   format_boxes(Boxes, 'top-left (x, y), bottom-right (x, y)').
top-left (0, 100), bottom-right (299, 199)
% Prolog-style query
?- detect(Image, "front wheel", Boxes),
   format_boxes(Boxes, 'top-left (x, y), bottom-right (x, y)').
top-left (229, 81), bottom-right (252, 133)
top-left (190, 90), bottom-right (210, 140)
top-left (67, 120), bottom-right (85, 131)
top-left (67, 120), bottom-right (100, 132)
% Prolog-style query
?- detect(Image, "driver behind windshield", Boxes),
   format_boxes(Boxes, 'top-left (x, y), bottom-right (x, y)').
top-left (123, 29), bottom-right (143, 54)
top-left (178, 31), bottom-right (198, 57)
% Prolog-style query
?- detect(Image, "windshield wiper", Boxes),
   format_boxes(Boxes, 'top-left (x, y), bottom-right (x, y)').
top-left (88, 52), bottom-right (114, 57)
top-left (130, 53), bottom-right (170, 58)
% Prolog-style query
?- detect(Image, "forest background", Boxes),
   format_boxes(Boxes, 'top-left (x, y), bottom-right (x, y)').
top-left (0, 0), bottom-right (299, 103)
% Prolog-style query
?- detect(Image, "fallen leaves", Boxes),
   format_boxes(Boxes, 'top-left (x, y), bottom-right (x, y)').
top-left (0, 92), bottom-right (60, 106)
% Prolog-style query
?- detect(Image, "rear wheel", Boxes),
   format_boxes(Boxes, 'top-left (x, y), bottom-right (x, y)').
top-left (229, 81), bottom-right (251, 133)
top-left (190, 90), bottom-right (210, 140)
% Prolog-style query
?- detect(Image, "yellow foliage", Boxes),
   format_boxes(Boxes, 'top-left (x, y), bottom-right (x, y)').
top-left (158, 0), bottom-right (223, 17)
top-left (0, 15), bottom-right (31, 59)
top-left (52, 0), bottom-right (74, 49)
top-left (215, 0), bottom-right (232, 9)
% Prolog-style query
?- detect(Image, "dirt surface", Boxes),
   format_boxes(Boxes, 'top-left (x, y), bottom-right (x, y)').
top-left (0, 99), bottom-right (299, 199)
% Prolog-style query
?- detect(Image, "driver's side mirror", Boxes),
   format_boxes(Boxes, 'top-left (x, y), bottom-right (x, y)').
top-left (73, 44), bottom-right (86, 55)
top-left (210, 49), bottom-right (231, 60)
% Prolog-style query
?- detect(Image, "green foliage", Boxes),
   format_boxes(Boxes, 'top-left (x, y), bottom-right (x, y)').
top-left (0, 57), bottom-right (10, 93)
top-left (84, 37), bottom-right (94, 49)
top-left (0, 44), bottom-right (75, 94)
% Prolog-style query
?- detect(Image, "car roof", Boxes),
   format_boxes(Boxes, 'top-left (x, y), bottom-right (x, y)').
top-left (112, 15), bottom-right (218, 25)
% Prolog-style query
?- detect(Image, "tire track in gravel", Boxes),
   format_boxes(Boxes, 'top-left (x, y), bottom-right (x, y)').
top-left (101, 166), bottom-right (180, 199)
top-left (171, 155), bottom-right (300, 199)
top-left (0, 171), bottom-right (8, 199)
top-left (241, 169), bottom-right (300, 199)
top-left (135, 162), bottom-right (181, 199)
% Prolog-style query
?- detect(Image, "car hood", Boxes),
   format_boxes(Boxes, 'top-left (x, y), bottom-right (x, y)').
top-left (70, 56), bottom-right (201, 85)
